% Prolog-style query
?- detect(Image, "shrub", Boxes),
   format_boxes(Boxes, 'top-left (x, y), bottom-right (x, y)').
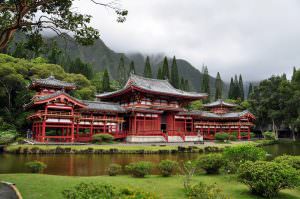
top-left (223, 144), bottom-right (266, 174)
top-left (237, 161), bottom-right (299, 198)
top-left (273, 155), bottom-right (300, 170)
top-left (92, 133), bottom-right (114, 143)
top-left (106, 163), bottom-right (122, 176)
top-left (263, 131), bottom-right (275, 140)
top-left (62, 182), bottom-right (159, 199)
top-left (196, 154), bottom-right (225, 174)
top-left (215, 133), bottom-right (229, 141)
top-left (0, 130), bottom-right (17, 145)
top-left (25, 160), bottom-right (47, 173)
top-left (185, 182), bottom-right (228, 199)
top-left (158, 159), bottom-right (178, 177)
top-left (223, 144), bottom-right (266, 164)
top-left (125, 161), bottom-right (153, 178)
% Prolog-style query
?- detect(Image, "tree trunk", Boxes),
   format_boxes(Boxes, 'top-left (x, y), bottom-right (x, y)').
top-left (272, 119), bottom-right (278, 140)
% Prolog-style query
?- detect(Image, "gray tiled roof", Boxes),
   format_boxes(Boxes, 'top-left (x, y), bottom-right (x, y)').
top-left (30, 76), bottom-right (76, 90)
top-left (24, 91), bottom-right (84, 109)
top-left (97, 73), bottom-right (207, 98)
top-left (80, 100), bottom-right (125, 113)
top-left (203, 99), bottom-right (237, 108)
top-left (178, 110), bottom-right (252, 119)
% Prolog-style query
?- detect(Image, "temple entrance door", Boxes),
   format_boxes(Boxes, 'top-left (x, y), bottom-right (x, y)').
top-left (161, 114), bottom-right (167, 133)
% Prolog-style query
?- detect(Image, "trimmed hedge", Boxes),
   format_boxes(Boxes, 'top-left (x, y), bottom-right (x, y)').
top-left (125, 161), bottom-right (153, 178)
top-left (158, 159), bottom-right (178, 177)
top-left (106, 163), bottom-right (122, 176)
top-left (273, 155), bottom-right (300, 170)
top-left (196, 153), bottom-right (225, 174)
top-left (92, 133), bottom-right (114, 143)
top-left (25, 160), bottom-right (47, 173)
top-left (238, 161), bottom-right (299, 198)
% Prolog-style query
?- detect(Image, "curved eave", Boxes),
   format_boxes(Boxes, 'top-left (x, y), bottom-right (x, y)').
top-left (96, 85), bottom-right (207, 100)
top-left (28, 83), bottom-right (76, 91)
top-left (79, 108), bottom-right (126, 114)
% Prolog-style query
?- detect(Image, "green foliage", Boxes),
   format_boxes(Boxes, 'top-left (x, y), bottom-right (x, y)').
top-left (156, 67), bottom-right (163, 79)
top-left (0, 130), bottom-right (17, 145)
top-left (215, 72), bottom-right (222, 100)
top-left (237, 161), bottom-right (299, 198)
top-left (129, 61), bottom-right (135, 74)
top-left (201, 65), bottom-right (210, 101)
top-left (68, 57), bottom-right (94, 80)
top-left (106, 163), bottom-right (122, 176)
top-left (143, 56), bottom-right (152, 78)
top-left (102, 69), bottom-right (111, 92)
top-left (223, 144), bottom-right (266, 164)
top-left (185, 182), bottom-right (228, 199)
top-left (92, 134), bottom-right (114, 143)
top-left (273, 155), bottom-right (300, 170)
top-left (118, 56), bottom-right (127, 86)
top-left (215, 133), bottom-right (229, 141)
top-left (189, 100), bottom-right (203, 110)
top-left (196, 154), bottom-right (225, 174)
top-left (161, 57), bottom-right (169, 79)
top-left (62, 182), bottom-right (159, 199)
top-left (262, 131), bottom-right (275, 140)
top-left (170, 56), bottom-right (179, 88)
top-left (25, 161), bottom-right (47, 173)
top-left (158, 159), bottom-right (178, 177)
top-left (125, 161), bottom-right (153, 178)
top-left (238, 74), bottom-right (244, 101)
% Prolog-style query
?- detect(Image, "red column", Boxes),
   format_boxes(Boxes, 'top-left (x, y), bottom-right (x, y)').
top-left (247, 126), bottom-right (250, 140)
top-left (42, 120), bottom-right (46, 142)
top-left (238, 125), bottom-right (241, 140)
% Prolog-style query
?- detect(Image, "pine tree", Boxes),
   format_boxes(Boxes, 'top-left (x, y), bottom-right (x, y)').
top-left (215, 72), bottom-right (222, 100)
top-left (118, 56), bottom-right (126, 86)
top-left (161, 56), bottom-right (169, 79)
top-left (129, 61), bottom-right (135, 74)
top-left (102, 69), bottom-right (110, 92)
top-left (157, 67), bottom-right (163, 79)
top-left (180, 77), bottom-right (185, 90)
top-left (143, 56), bottom-right (152, 78)
top-left (201, 66), bottom-right (210, 101)
top-left (170, 56), bottom-right (179, 88)
top-left (184, 79), bottom-right (190, 91)
top-left (247, 83), bottom-right (253, 98)
top-left (228, 77), bottom-right (234, 99)
top-left (232, 75), bottom-right (240, 100)
top-left (292, 66), bottom-right (296, 81)
top-left (239, 74), bottom-right (244, 101)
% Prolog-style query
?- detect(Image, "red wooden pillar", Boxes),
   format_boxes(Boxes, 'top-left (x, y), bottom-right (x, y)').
top-left (143, 114), bottom-right (146, 133)
top-left (42, 119), bottom-right (46, 142)
top-left (247, 126), bottom-right (250, 140)
top-left (238, 125), bottom-right (241, 140)
top-left (104, 114), bottom-right (107, 134)
top-left (208, 126), bottom-right (210, 138)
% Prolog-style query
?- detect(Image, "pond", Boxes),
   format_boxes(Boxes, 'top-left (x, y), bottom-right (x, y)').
top-left (0, 142), bottom-right (299, 176)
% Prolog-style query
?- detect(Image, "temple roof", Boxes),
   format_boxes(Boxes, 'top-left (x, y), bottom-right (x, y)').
top-left (96, 73), bottom-right (207, 99)
top-left (29, 76), bottom-right (76, 90)
top-left (80, 101), bottom-right (125, 113)
top-left (178, 110), bottom-right (254, 119)
top-left (203, 99), bottom-right (237, 108)
top-left (24, 91), bottom-right (85, 109)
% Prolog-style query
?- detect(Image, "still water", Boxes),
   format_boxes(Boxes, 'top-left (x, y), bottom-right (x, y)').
top-left (0, 142), bottom-right (299, 176)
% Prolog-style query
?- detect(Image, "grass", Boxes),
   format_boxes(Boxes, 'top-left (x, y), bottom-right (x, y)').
top-left (0, 174), bottom-right (299, 199)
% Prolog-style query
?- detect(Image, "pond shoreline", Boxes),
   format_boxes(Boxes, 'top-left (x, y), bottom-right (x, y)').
top-left (3, 140), bottom-right (278, 154)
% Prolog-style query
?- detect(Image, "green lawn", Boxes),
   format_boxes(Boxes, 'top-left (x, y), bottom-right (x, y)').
top-left (0, 174), bottom-right (299, 199)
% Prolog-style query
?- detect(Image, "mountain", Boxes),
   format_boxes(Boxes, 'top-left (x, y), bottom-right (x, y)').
top-left (10, 33), bottom-right (229, 96)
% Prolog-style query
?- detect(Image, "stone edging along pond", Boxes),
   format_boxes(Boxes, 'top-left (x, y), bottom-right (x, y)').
top-left (4, 145), bottom-right (224, 154)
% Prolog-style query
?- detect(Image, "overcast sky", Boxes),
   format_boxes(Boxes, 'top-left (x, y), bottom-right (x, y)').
top-left (73, 0), bottom-right (300, 81)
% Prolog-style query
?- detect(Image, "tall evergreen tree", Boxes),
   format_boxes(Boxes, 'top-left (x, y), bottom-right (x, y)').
top-left (118, 56), bottom-right (126, 86)
top-left (228, 77), bottom-right (234, 99)
top-left (232, 75), bottom-right (240, 99)
top-left (184, 79), bottom-right (190, 91)
top-left (170, 56), bottom-right (179, 88)
top-left (157, 67), bottom-right (163, 79)
top-left (161, 56), bottom-right (169, 79)
top-left (69, 57), bottom-right (93, 79)
top-left (201, 66), bottom-right (210, 101)
top-left (239, 74), bottom-right (244, 101)
top-left (143, 56), bottom-right (152, 78)
top-left (180, 77), bottom-right (185, 90)
top-left (247, 83), bottom-right (253, 98)
top-left (215, 72), bottom-right (222, 100)
top-left (292, 66), bottom-right (297, 81)
top-left (102, 69), bottom-right (110, 92)
top-left (129, 61), bottom-right (135, 74)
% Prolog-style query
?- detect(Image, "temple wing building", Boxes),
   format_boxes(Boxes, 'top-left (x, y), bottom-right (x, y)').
top-left (25, 74), bottom-right (255, 143)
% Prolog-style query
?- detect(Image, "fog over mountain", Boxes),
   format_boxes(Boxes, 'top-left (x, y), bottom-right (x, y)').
top-left (72, 0), bottom-right (300, 81)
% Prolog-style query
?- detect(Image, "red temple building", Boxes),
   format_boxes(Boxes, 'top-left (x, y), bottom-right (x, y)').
top-left (25, 74), bottom-right (255, 143)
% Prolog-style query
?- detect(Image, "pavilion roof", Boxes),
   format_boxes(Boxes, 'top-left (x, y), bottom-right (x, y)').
top-left (29, 76), bottom-right (76, 90)
top-left (24, 91), bottom-right (85, 109)
top-left (80, 100), bottom-right (125, 113)
top-left (96, 73), bottom-right (207, 99)
top-left (178, 110), bottom-right (255, 119)
top-left (203, 99), bottom-right (237, 108)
